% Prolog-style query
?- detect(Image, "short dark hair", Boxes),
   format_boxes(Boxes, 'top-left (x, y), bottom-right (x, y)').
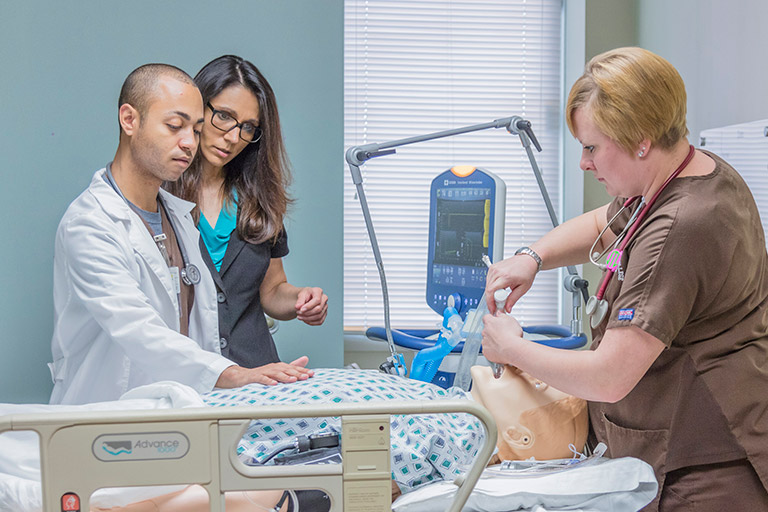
top-left (118, 63), bottom-right (194, 128)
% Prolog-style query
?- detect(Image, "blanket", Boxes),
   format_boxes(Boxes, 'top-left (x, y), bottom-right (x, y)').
top-left (203, 368), bottom-right (483, 491)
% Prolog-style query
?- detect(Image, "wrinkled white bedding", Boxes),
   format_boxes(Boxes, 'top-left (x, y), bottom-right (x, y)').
top-left (392, 456), bottom-right (658, 512)
top-left (0, 382), bottom-right (204, 511)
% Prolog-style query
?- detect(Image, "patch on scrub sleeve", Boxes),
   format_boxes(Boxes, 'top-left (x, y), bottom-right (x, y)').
top-left (617, 308), bottom-right (635, 321)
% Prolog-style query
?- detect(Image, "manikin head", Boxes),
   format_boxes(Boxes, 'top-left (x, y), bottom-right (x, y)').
top-left (471, 365), bottom-right (588, 461)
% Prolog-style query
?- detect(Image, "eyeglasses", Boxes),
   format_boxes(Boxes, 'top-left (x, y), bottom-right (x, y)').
top-left (206, 102), bottom-right (263, 143)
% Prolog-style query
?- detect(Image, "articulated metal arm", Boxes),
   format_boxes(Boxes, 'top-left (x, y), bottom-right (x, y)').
top-left (346, 116), bottom-right (587, 374)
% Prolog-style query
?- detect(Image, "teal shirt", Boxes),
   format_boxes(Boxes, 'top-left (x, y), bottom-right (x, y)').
top-left (199, 199), bottom-right (238, 272)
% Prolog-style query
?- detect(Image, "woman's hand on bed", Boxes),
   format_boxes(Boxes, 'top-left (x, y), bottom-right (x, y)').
top-left (216, 356), bottom-right (314, 387)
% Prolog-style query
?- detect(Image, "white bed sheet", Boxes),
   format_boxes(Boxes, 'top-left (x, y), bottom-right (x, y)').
top-left (0, 381), bottom-right (204, 511)
top-left (392, 456), bottom-right (658, 512)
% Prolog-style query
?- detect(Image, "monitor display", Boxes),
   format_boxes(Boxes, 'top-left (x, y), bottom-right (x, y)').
top-left (426, 168), bottom-right (504, 317)
top-left (433, 195), bottom-right (489, 267)
top-left (430, 188), bottom-right (492, 291)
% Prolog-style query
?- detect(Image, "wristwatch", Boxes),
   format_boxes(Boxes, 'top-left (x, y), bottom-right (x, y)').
top-left (515, 246), bottom-right (543, 272)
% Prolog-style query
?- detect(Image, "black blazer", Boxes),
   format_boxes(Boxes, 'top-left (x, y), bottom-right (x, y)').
top-left (200, 227), bottom-right (289, 368)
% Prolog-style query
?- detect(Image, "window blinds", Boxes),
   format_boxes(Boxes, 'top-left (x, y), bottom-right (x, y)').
top-left (700, 120), bottom-right (768, 243)
top-left (344, 0), bottom-right (563, 330)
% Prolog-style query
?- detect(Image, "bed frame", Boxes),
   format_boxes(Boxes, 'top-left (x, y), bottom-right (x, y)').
top-left (0, 400), bottom-right (496, 512)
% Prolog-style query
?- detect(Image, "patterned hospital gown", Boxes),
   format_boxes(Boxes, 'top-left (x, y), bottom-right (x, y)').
top-left (203, 368), bottom-right (484, 491)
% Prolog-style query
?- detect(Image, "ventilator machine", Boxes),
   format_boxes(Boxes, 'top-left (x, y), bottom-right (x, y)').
top-left (346, 117), bottom-right (590, 390)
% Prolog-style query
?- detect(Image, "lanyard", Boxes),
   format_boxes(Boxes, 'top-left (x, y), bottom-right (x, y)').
top-left (104, 164), bottom-right (200, 286)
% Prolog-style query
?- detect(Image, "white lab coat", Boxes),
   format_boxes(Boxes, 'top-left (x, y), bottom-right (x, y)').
top-left (49, 169), bottom-right (234, 405)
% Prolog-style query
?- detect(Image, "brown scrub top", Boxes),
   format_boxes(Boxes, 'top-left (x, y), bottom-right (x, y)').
top-left (588, 151), bottom-right (768, 508)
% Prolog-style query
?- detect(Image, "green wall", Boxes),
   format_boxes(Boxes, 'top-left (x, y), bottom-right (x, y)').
top-left (579, 0), bottom-right (638, 308)
top-left (636, 0), bottom-right (768, 139)
top-left (0, 1), bottom-right (343, 403)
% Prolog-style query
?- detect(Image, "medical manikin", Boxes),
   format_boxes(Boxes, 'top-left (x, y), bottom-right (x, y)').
top-left (471, 365), bottom-right (588, 461)
top-left (92, 487), bottom-right (290, 512)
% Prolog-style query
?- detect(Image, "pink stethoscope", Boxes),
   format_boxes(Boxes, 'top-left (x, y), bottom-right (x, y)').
top-left (585, 145), bottom-right (696, 328)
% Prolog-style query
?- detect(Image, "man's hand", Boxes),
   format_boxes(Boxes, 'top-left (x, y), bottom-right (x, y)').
top-left (216, 356), bottom-right (314, 387)
top-left (295, 287), bottom-right (328, 325)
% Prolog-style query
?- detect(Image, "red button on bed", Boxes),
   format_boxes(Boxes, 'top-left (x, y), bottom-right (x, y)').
top-left (61, 492), bottom-right (80, 512)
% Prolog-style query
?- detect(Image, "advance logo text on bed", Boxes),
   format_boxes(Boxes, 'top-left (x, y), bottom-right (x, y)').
top-left (92, 432), bottom-right (190, 462)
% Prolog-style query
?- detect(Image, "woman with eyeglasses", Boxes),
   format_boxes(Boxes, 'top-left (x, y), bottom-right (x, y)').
top-left (166, 55), bottom-right (328, 387)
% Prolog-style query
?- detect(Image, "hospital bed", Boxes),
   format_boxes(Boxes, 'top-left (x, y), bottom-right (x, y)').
top-left (0, 398), bottom-right (496, 512)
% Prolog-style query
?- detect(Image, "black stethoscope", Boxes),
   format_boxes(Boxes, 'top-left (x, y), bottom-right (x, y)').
top-left (585, 145), bottom-right (695, 328)
top-left (105, 164), bottom-right (201, 286)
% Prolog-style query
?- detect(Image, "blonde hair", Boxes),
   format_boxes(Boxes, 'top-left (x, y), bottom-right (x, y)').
top-left (566, 47), bottom-right (689, 153)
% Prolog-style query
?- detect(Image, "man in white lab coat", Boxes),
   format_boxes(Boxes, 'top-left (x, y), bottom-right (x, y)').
top-left (49, 64), bottom-right (313, 405)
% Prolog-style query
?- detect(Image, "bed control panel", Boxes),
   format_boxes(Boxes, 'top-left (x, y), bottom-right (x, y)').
top-left (342, 414), bottom-right (391, 511)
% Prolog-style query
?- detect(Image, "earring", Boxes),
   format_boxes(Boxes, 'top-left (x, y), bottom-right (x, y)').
top-left (637, 147), bottom-right (646, 157)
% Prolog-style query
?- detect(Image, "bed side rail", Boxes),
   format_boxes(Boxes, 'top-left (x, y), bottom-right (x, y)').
top-left (0, 399), bottom-right (496, 512)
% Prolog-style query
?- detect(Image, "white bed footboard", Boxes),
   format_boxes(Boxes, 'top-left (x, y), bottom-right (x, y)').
top-left (0, 400), bottom-right (496, 512)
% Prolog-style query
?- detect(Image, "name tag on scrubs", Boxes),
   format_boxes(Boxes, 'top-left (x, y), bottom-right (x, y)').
top-left (169, 266), bottom-right (182, 295)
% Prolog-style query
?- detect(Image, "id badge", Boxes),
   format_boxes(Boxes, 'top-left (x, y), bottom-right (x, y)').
top-left (169, 266), bottom-right (182, 295)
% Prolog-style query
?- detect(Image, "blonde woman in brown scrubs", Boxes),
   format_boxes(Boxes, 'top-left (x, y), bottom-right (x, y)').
top-left (482, 47), bottom-right (768, 511)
